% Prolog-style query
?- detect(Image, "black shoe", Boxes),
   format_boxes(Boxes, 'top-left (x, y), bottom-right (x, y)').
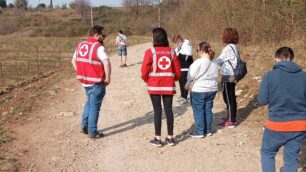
top-left (149, 138), bottom-right (162, 147)
top-left (124, 64), bottom-right (128, 67)
top-left (165, 137), bottom-right (175, 146)
top-left (80, 126), bottom-right (88, 134)
top-left (89, 131), bottom-right (104, 139)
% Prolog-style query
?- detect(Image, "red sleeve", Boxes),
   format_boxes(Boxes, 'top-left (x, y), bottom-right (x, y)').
top-left (172, 53), bottom-right (181, 81)
top-left (141, 49), bottom-right (153, 82)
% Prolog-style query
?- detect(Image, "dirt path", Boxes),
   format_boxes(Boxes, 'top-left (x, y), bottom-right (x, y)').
top-left (4, 43), bottom-right (286, 172)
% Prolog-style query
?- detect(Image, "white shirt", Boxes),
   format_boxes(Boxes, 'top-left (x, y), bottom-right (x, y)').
top-left (73, 45), bottom-right (109, 87)
top-left (116, 34), bottom-right (127, 46)
top-left (175, 39), bottom-right (192, 56)
top-left (187, 57), bottom-right (218, 92)
top-left (214, 44), bottom-right (239, 76)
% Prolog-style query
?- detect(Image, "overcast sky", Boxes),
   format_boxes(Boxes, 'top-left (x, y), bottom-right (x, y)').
top-left (6, 0), bottom-right (123, 7)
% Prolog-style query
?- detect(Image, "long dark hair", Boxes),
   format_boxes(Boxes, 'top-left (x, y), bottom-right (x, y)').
top-left (198, 42), bottom-right (215, 60)
top-left (152, 28), bottom-right (169, 47)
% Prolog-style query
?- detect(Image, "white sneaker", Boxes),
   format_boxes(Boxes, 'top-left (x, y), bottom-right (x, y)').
top-left (205, 133), bottom-right (212, 137)
top-left (187, 98), bottom-right (191, 104)
top-left (179, 98), bottom-right (188, 105)
top-left (177, 97), bottom-right (184, 102)
top-left (188, 133), bottom-right (204, 138)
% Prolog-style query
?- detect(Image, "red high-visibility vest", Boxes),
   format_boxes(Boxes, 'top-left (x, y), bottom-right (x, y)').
top-left (75, 38), bottom-right (105, 84)
top-left (141, 47), bottom-right (181, 95)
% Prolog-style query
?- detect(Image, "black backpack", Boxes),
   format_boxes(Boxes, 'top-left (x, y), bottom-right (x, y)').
top-left (228, 45), bottom-right (247, 82)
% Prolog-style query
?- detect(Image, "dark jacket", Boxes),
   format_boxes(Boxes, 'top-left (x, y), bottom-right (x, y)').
top-left (257, 61), bottom-right (306, 122)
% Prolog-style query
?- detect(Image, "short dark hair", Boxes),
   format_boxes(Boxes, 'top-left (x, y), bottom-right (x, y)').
top-left (275, 47), bottom-right (294, 61)
top-left (222, 27), bottom-right (239, 44)
top-left (89, 25), bottom-right (104, 37)
top-left (152, 27), bottom-right (169, 47)
top-left (119, 30), bottom-right (123, 34)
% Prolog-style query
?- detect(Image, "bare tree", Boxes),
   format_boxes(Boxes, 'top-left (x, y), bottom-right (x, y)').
top-left (14, 0), bottom-right (27, 10)
top-left (74, 0), bottom-right (90, 21)
top-left (123, 0), bottom-right (151, 18)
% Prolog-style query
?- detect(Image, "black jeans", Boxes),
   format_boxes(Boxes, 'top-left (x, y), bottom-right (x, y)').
top-left (150, 94), bottom-right (174, 136)
top-left (179, 71), bottom-right (188, 99)
top-left (178, 53), bottom-right (193, 100)
top-left (222, 82), bottom-right (237, 122)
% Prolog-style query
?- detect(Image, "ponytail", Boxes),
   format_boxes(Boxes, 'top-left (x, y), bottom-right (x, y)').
top-left (198, 42), bottom-right (214, 60)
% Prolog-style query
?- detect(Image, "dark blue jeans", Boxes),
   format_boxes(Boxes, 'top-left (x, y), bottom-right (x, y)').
top-left (191, 91), bottom-right (217, 135)
top-left (261, 128), bottom-right (306, 172)
top-left (82, 83), bottom-right (106, 137)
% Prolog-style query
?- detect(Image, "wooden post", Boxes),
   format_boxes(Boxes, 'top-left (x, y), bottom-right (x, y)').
top-left (11, 65), bottom-right (13, 78)
top-left (0, 62), bottom-right (3, 82)
top-left (27, 61), bottom-right (30, 73)
top-left (36, 47), bottom-right (39, 75)
top-left (59, 49), bottom-right (62, 68)
top-left (158, 7), bottom-right (161, 27)
top-left (91, 5), bottom-right (93, 27)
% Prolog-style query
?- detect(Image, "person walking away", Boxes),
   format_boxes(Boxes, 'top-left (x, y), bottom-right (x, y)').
top-left (258, 47), bottom-right (306, 172)
top-left (188, 42), bottom-right (218, 138)
top-left (215, 27), bottom-right (239, 128)
top-left (116, 30), bottom-right (128, 68)
top-left (141, 28), bottom-right (181, 147)
top-left (71, 25), bottom-right (112, 138)
top-left (172, 35), bottom-right (193, 105)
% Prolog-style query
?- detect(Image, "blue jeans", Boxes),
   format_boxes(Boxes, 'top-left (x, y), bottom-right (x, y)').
top-left (261, 128), bottom-right (306, 172)
top-left (191, 91), bottom-right (217, 135)
top-left (82, 83), bottom-right (106, 137)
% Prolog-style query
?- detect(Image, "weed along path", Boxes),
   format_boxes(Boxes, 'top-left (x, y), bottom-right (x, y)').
top-left (4, 42), bottom-right (285, 172)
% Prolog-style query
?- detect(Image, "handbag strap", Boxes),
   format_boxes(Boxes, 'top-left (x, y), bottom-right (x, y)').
top-left (227, 45), bottom-right (241, 71)
top-left (194, 61), bottom-right (211, 81)
top-left (229, 45), bottom-right (241, 61)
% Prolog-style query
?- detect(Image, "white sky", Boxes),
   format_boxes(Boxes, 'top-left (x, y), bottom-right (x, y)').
top-left (6, 0), bottom-right (123, 7)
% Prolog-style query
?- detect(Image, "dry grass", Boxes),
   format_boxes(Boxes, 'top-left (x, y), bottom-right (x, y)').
top-left (0, 36), bottom-right (150, 93)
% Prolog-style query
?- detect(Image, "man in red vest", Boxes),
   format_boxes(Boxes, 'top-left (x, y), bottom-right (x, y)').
top-left (71, 25), bottom-right (111, 138)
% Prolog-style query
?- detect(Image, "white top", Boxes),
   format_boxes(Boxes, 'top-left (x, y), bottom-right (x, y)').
top-left (116, 34), bottom-right (127, 46)
top-left (187, 57), bottom-right (218, 92)
top-left (174, 39), bottom-right (192, 56)
top-left (73, 46), bottom-right (109, 87)
top-left (214, 44), bottom-right (239, 76)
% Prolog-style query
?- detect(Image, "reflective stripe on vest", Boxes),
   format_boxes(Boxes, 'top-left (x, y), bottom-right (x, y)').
top-left (76, 58), bottom-right (102, 65)
top-left (77, 75), bottom-right (102, 82)
top-left (149, 72), bottom-right (174, 77)
top-left (181, 68), bottom-right (189, 71)
top-left (151, 48), bottom-right (157, 73)
top-left (147, 86), bottom-right (176, 91)
top-left (89, 42), bottom-right (99, 60)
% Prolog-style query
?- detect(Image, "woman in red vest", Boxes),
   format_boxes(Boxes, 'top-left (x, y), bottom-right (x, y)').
top-left (141, 28), bottom-right (181, 147)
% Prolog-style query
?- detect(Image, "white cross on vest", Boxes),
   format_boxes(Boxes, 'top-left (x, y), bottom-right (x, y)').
top-left (158, 56), bottom-right (171, 70)
top-left (79, 44), bottom-right (89, 57)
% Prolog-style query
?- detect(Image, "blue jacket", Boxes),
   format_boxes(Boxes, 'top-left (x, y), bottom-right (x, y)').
top-left (257, 61), bottom-right (306, 122)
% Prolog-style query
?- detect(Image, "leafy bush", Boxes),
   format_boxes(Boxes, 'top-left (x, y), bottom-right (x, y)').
top-left (8, 3), bottom-right (14, 8)
top-left (36, 3), bottom-right (46, 9)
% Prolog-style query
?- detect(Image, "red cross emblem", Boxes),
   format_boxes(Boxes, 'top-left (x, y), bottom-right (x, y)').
top-left (79, 44), bottom-right (89, 57)
top-left (158, 56), bottom-right (171, 70)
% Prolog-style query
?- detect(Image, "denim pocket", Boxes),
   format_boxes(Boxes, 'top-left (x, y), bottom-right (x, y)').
top-left (92, 84), bottom-right (105, 97)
